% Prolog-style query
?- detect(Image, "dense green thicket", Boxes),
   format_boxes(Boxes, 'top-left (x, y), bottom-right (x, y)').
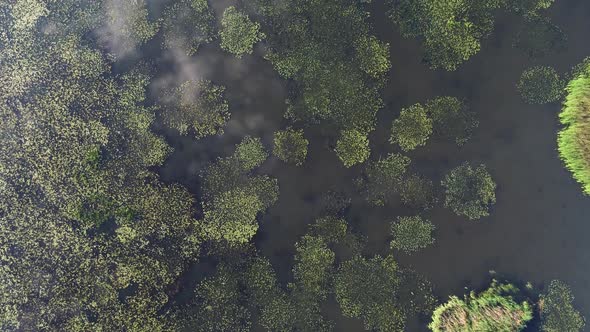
top-left (442, 163), bottom-right (497, 220)
top-left (0, 1), bottom-right (203, 329)
top-left (220, 6), bottom-right (265, 58)
top-left (517, 65), bottom-right (565, 104)
top-left (540, 280), bottom-right (586, 332)
top-left (558, 60), bottom-right (590, 195)
top-left (429, 281), bottom-right (533, 332)
top-left (387, 0), bottom-right (556, 70)
top-left (247, 0), bottom-right (390, 165)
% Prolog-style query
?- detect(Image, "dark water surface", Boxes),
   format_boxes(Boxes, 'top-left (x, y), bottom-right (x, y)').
top-left (156, 0), bottom-right (590, 330)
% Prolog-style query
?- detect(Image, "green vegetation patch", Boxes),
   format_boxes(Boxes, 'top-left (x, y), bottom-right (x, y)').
top-left (442, 163), bottom-right (497, 220)
top-left (429, 281), bottom-right (533, 332)
top-left (391, 104), bottom-right (433, 152)
top-left (390, 216), bottom-right (436, 254)
top-left (161, 80), bottom-right (230, 139)
top-left (335, 129), bottom-right (371, 168)
top-left (220, 6), bottom-right (265, 58)
top-left (558, 61), bottom-right (590, 195)
top-left (540, 280), bottom-right (586, 332)
top-left (517, 65), bottom-right (565, 104)
top-left (273, 128), bottom-right (309, 166)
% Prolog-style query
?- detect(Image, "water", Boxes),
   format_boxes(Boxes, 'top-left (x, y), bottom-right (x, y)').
top-left (155, 0), bottom-right (590, 330)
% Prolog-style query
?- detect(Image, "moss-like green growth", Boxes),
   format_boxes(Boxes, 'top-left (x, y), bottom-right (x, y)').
top-left (429, 281), bottom-right (533, 332)
top-left (517, 65), bottom-right (565, 104)
top-left (335, 129), bottom-right (370, 167)
top-left (390, 216), bottom-right (435, 254)
top-left (558, 61), bottom-right (590, 195)
top-left (400, 173), bottom-right (437, 210)
top-left (273, 128), bottom-right (309, 166)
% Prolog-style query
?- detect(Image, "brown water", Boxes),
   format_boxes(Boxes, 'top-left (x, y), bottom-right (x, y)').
top-left (155, 0), bottom-right (590, 330)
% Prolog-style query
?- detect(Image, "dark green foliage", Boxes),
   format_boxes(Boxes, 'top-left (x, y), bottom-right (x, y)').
top-left (248, 0), bottom-right (389, 142)
top-left (335, 129), bottom-right (371, 167)
top-left (390, 216), bottom-right (436, 253)
top-left (558, 61), bottom-right (590, 195)
top-left (426, 96), bottom-right (479, 146)
top-left (161, 0), bottom-right (216, 55)
top-left (540, 280), bottom-right (586, 332)
top-left (388, 0), bottom-right (505, 70)
top-left (311, 216), bottom-right (349, 244)
top-left (514, 16), bottom-right (567, 58)
top-left (400, 173), bottom-right (438, 210)
top-left (273, 128), bottom-right (309, 166)
top-left (161, 80), bottom-right (230, 139)
top-left (442, 163), bottom-right (497, 220)
top-left (517, 66), bottom-right (565, 104)
top-left (356, 153), bottom-right (411, 206)
top-left (391, 104), bottom-right (433, 151)
top-left (335, 255), bottom-right (406, 331)
top-left (429, 281), bottom-right (533, 332)
top-left (220, 6), bottom-right (265, 58)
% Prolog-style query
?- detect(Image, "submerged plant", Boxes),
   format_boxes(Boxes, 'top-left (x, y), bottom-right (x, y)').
top-left (442, 163), bottom-right (496, 220)
top-left (517, 65), bottom-right (565, 104)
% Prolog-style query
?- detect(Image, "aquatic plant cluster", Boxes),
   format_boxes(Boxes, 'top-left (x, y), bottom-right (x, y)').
top-left (0, 0), bottom-right (587, 331)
